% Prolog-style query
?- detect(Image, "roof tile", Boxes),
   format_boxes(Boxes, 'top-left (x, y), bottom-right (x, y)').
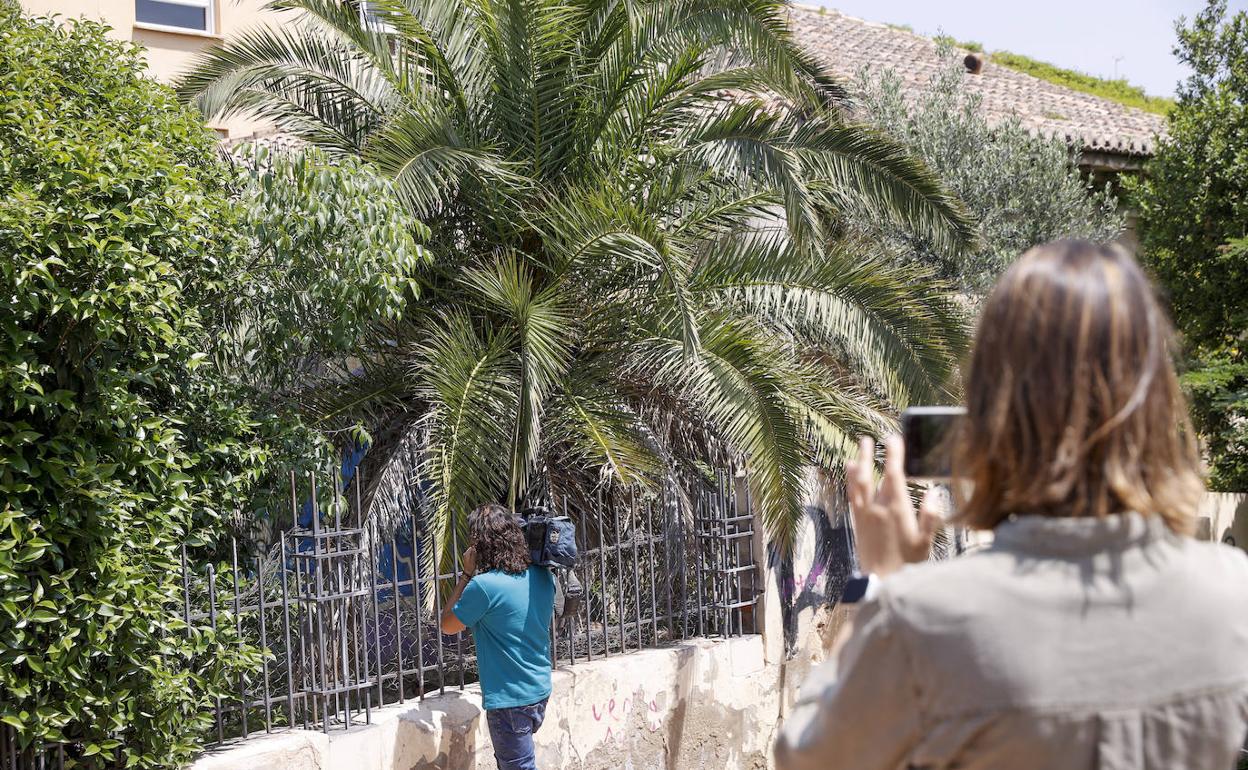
top-left (789, 4), bottom-right (1166, 156)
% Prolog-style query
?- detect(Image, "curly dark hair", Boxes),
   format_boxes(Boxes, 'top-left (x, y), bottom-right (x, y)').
top-left (468, 503), bottom-right (530, 575)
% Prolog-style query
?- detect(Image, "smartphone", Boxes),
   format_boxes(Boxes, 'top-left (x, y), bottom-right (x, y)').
top-left (901, 406), bottom-right (966, 480)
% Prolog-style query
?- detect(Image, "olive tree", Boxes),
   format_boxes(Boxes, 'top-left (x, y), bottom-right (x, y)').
top-left (854, 55), bottom-right (1124, 296)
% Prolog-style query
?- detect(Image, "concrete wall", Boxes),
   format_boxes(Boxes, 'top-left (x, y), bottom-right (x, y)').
top-left (755, 469), bottom-right (850, 721)
top-left (192, 636), bottom-right (781, 770)
top-left (1198, 491), bottom-right (1248, 550)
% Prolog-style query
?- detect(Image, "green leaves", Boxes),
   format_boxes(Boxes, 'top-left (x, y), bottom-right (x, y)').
top-left (175, 0), bottom-right (974, 549)
top-left (226, 143), bottom-right (430, 391)
top-left (629, 315), bottom-right (808, 542)
top-left (411, 312), bottom-right (518, 567)
top-left (462, 255), bottom-right (576, 501)
top-left (694, 233), bottom-right (965, 408)
top-left (0, 8), bottom-right (284, 766)
top-left (854, 56), bottom-right (1123, 296)
top-left (1129, 1), bottom-right (1248, 491)
top-left (1181, 350), bottom-right (1248, 491)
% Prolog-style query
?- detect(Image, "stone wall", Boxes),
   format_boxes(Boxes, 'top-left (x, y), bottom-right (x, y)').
top-left (191, 636), bottom-right (782, 770)
top-left (1198, 491), bottom-right (1248, 550)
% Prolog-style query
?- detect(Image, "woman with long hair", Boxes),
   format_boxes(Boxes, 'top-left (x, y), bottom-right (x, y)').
top-left (775, 240), bottom-right (1248, 769)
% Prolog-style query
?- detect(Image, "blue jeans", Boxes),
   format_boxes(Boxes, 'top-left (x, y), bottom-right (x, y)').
top-left (485, 698), bottom-right (548, 770)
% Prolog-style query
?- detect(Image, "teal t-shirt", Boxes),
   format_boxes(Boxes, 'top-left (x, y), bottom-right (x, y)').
top-left (452, 565), bottom-right (555, 710)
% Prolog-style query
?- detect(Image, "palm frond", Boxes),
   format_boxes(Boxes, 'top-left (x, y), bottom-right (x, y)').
top-left (627, 315), bottom-right (807, 546)
top-left (693, 232), bottom-right (968, 407)
top-left (363, 108), bottom-right (522, 216)
top-left (792, 117), bottom-right (981, 257)
top-left (176, 22), bottom-right (392, 151)
top-left (460, 254), bottom-right (576, 503)
top-left (370, 0), bottom-right (490, 123)
top-left (540, 190), bottom-right (702, 355)
top-left (410, 312), bottom-right (518, 571)
top-left (293, 359), bottom-right (414, 433)
top-left (213, 0), bottom-right (975, 549)
top-left (675, 99), bottom-right (825, 250)
top-left (543, 372), bottom-right (665, 488)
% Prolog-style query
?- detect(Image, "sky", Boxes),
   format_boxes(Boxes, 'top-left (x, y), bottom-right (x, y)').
top-left (809, 0), bottom-right (1248, 98)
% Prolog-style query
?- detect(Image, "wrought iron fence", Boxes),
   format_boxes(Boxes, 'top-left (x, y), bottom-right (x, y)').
top-left (1, 470), bottom-right (758, 767)
top-left (189, 469), bottom-right (759, 746)
top-left (0, 725), bottom-right (73, 770)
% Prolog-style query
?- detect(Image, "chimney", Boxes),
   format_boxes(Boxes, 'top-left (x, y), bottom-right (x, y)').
top-left (964, 53), bottom-right (985, 74)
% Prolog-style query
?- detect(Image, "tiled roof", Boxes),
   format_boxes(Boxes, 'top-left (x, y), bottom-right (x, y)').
top-left (789, 4), bottom-right (1166, 157)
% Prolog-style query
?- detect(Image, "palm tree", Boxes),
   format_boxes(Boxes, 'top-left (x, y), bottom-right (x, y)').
top-left (177, 0), bottom-right (975, 555)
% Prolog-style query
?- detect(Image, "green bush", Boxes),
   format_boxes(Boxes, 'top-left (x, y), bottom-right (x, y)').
top-left (224, 144), bottom-right (430, 394)
top-left (1182, 343), bottom-right (1248, 492)
top-left (1128, 0), bottom-right (1248, 491)
top-left (0, 9), bottom-right (267, 765)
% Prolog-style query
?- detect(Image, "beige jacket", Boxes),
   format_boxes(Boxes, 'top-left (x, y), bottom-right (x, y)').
top-left (774, 513), bottom-right (1248, 770)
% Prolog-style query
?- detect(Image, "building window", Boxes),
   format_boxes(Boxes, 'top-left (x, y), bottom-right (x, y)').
top-left (135, 0), bottom-right (213, 33)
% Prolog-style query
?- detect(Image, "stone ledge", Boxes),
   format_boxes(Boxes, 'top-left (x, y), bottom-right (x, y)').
top-left (188, 636), bottom-right (778, 770)
top-left (191, 730), bottom-right (329, 770)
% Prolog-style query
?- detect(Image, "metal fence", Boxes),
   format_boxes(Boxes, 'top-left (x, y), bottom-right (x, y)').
top-left (188, 470), bottom-right (759, 746)
top-left (1, 470), bottom-right (758, 767)
top-left (0, 726), bottom-right (73, 770)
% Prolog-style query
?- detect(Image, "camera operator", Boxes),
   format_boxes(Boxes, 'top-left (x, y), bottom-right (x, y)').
top-left (774, 240), bottom-right (1248, 770)
top-left (440, 503), bottom-right (555, 770)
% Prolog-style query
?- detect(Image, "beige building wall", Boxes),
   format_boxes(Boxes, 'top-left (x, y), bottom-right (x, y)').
top-left (18, 0), bottom-right (273, 138)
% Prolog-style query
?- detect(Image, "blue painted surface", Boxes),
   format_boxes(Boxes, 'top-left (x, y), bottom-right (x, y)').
top-left (291, 444), bottom-right (424, 600)
top-left (294, 443), bottom-right (369, 529)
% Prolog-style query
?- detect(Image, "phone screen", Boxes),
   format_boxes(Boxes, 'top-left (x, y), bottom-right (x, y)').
top-left (901, 407), bottom-right (965, 479)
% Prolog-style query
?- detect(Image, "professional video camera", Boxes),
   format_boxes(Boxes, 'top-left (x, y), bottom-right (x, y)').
top-left (517, 505), bottom-right (578, 568)
top-left (518, 506), bottom-right (582, 628)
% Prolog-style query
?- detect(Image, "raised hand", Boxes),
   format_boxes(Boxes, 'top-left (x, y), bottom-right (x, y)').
top-left (845, 435), bottom-right (944, 577)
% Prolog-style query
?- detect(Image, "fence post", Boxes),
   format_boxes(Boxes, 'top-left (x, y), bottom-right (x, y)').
top-left (286, 506), bottom-right (376, 732)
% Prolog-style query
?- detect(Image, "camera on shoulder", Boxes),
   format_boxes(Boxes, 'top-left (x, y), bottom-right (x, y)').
top-left (518, 506), bottom-right (578, 569)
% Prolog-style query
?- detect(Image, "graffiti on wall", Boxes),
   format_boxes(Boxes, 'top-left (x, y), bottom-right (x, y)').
top-left (588, 692), bottom-right (665, 741)
top-left (768, 499), bottom-right (856, 652)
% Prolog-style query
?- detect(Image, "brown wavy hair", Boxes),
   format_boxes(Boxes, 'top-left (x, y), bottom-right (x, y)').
top-left (468, 503), bottom-right (530, 575)
top-left (953, 239), bottom-right (1204, 534)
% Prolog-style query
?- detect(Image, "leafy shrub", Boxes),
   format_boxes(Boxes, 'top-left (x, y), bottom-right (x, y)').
top-left (213, 145), bottom-right (432, 544)
top-left (1183, 344), bottom-right (1248, 493)
top-left (0, 9), bottom-right (268, 765)
top-left (1128, 0), bottom-right (1248, 491)
top-left (0, 1), bottom-right (436, 759)
top-left (223, 145), bottom-right (430, 394)
top-left (854, 55), bottom-right (1124, 296)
